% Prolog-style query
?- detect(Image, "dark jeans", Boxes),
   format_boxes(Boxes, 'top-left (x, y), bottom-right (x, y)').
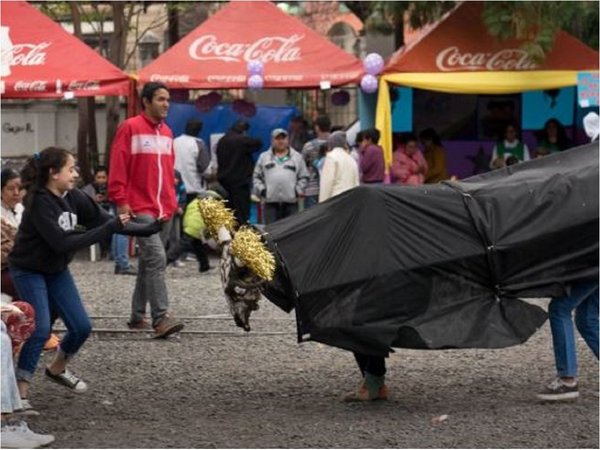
top-left (303, 195), bottom-right (319, 209)
top-left (1, 268), bottom-right (18, 298)
top-left (167, 233), bottom-right (210, 271)
top-left (10, 266), bottom-right (92, 382)
top-left (222, 182), bottom-right (250, 225)
top-left (264, 202), bottom-right (298, 224)
top-left (353, 352), bottom-right (387, 377)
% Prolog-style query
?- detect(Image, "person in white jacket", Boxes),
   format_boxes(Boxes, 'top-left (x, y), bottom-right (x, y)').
top-left (318, 131), bottom-right (360, 203)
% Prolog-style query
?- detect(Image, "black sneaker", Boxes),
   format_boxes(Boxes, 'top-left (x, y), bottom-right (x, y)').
top-left (45, 368), bottom-right (88, 393)
top-left (115, 265), bottom-right (137, 276)
top-left (536, 378), bottom-right (579, 401)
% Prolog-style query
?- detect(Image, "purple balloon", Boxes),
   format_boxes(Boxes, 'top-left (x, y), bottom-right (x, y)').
top-left (363, 53), bottom-right (384, 76)
top-left (247, 74), bottom-right (264, 90)
top-left (360, 74), bottom-right (378, 94)
top-left (247, 60), bottom-right (264, 76)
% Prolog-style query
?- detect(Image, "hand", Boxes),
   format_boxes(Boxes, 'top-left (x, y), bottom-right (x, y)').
top-left (117, 204), bottom-right (133, 216)
top-left (1, 304), bottom-right (24, 315)
top-left (118, 213), bottom-right (131, 227)
top-left (492, 158), bottom-right (505, 169)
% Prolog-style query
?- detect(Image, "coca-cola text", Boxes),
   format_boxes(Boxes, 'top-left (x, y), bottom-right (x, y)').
top-left (436, 46), bottom-right (538, 72)
top-left (14, 80), bottom-right (47, 91)
top-left (3, 43), bottom-right (50, 67)
top-left (189, 34), bottom-right (303, 63)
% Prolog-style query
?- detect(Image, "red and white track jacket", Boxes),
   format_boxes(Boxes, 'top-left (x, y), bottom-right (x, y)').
top-left (108, 113), bottom-right (177, 220)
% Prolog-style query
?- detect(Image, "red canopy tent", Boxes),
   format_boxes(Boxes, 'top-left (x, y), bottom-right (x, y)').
top-left (0, 1), bottom-right (130, 99)
top-left (138, 1), bottom-right (362, 89)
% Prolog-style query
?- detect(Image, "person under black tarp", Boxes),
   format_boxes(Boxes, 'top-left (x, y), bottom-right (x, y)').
top-left (344, 353), bottom-right (388, 402)
top-left (216, 120), bottom-right (262, 225)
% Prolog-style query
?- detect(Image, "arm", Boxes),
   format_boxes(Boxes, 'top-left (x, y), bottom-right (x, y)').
top-left (295, 155), bottom-right (309, 195)
top-left (242, 136), bottom-right (263, 154)
top-left (107, 122), bottom-right (132, 212)
top-left (30, 194), bottom-right (121, 254)
top-left (522, 144), bottom-right (531, 161)
top-left (318, 155), bottom-right (335, 203)
top-left (252, 154), bottom-right (266, 197)
top-left (489, 144), bottom-right (503, 169)
top-left (360, 147), bottom-right (376, 176)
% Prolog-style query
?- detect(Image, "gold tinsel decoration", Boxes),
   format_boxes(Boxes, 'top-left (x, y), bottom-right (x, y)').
top-left (230, 226), bottom-right (276, 281)
top-left (197, 198), bottom-right (237, 239)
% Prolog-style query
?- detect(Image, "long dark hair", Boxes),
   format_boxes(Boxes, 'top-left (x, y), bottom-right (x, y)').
top-left (21, 147), bottom-right (72, 209)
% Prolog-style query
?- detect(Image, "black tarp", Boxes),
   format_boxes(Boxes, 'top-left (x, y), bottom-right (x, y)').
top-left (262, 143), bottom-right (599, 356)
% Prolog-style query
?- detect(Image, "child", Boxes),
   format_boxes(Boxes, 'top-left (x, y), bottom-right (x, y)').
top-left (166, 170), bottom-right (187, 267)
top-left (8, 147), bottom-right (158, 407)
top-left (166, 191), bottom-right (221, 272)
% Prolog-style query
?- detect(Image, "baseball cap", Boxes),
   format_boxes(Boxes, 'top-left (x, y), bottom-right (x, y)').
top-left (271, 128), bottom-right (288, 138)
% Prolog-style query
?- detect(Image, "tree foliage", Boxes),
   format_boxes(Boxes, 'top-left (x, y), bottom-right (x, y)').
top-left (343, 1), bottom-right (599, 59)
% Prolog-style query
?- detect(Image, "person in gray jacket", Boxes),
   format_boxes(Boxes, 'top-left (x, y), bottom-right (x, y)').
top-left (253, 128), bottom-right (308, 224)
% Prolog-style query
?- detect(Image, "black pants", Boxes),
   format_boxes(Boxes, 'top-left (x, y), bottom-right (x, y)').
top-left (353, 352), bottom-right (386, 377)
top-left (222, 182), bottom-right (250, 225)
top-left (166, 233), bottom-right (210, 271)
top-left (264, 202), bottom-right (298, 224)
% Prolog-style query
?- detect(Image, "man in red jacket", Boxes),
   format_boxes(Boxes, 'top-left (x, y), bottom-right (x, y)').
top-left (108, 82), bottom-right (184, 338)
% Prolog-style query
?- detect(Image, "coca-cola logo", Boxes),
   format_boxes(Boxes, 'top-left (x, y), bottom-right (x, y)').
top-left (68, 80), bottom-right (100, 91)
top-left (189, 34), bottom-right (303, 63)
top-left (436, 46), bottom-right (539, 72)
top-left (14, 80), bottom-right (47, 91)
top-left (3, 43), bottom-right (51, 67)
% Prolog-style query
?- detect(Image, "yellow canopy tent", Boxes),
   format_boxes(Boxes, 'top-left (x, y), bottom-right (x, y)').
top-left (375, 1), bottom-right (599, 168)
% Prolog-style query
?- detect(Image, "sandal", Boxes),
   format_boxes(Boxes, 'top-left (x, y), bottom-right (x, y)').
top-left (45, 368), bottom-right (88, 393)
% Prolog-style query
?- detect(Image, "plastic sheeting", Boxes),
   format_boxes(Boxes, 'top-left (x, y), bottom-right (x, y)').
top-left (262, 144), bottom-right (599, 356)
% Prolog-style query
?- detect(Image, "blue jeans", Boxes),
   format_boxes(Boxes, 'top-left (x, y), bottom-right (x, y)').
top-left (112, 233), bottom-right (131, 270)
top-left (9, 266), bottom-right (92, 383)
top-left (548, 280), bottom-right (599, 378)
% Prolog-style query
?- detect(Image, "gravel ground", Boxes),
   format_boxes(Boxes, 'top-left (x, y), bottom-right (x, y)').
top-left (21, 257), bottom-right (599, 449)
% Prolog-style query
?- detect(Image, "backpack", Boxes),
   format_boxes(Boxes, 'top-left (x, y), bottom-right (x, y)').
top-left (195, 138), bottom-right (211, 174)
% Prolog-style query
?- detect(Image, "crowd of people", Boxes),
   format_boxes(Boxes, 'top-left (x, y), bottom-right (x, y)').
top-left (0, 82), bottom-right (596, 447)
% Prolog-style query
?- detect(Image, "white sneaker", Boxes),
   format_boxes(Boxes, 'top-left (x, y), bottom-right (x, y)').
top-left (14, 398), bottom-right (39, 416)
top-left (173, 260), bottom-right (185, 268)
top-left (1, 421), bottom-right (55, 448)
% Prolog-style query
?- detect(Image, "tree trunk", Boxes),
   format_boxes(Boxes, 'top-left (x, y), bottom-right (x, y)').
top-left (87, 97), bottom-right (98, 170)
top-left (70, 3), bottom-right (94, 184)
top-left (167, 4), bottom-right (179, 48)
top-left (104, 2), bottom-right (128, 167)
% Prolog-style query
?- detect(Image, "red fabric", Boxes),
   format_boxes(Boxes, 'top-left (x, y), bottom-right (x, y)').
top-left (138, 1), bottom-right (362, 89)
top-left (0, 1), bottom-right (129, 98)
top-left (108, 113), bottom-right (178, 220)
top-left (2, 301), bottom-right (35, 358)
top-left (385, 2), bottom-right (599, 74)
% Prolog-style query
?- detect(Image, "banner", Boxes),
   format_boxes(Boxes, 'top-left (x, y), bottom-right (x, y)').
top-left (577, 72), bottom-right (599, 108)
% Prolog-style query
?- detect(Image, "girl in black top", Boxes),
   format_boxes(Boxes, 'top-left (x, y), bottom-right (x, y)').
top-left (9, 147), bottom-right (157, 405)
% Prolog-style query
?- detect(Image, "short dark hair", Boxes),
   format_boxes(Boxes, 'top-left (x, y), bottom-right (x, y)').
top-left (361, 128), bottom-right (380, 144)
top-left (231, 120), bottom-right (250, 133)
top-left (418, 128), bottom-right (441, 146)
top-left (1, 168), bottom-right (20, 190)
top-left (140, 82), bottom-right (168, 108)
top-left (356, 131), bottom-right (365, 144)
top-left (94, 165), bottom-right (108, 175)
top-left (185, 119), bottom-right (203, 136)
top-left (400, 132), bottom-right (418, 145)
top-left (314, 115), bottom-right (331, 133)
